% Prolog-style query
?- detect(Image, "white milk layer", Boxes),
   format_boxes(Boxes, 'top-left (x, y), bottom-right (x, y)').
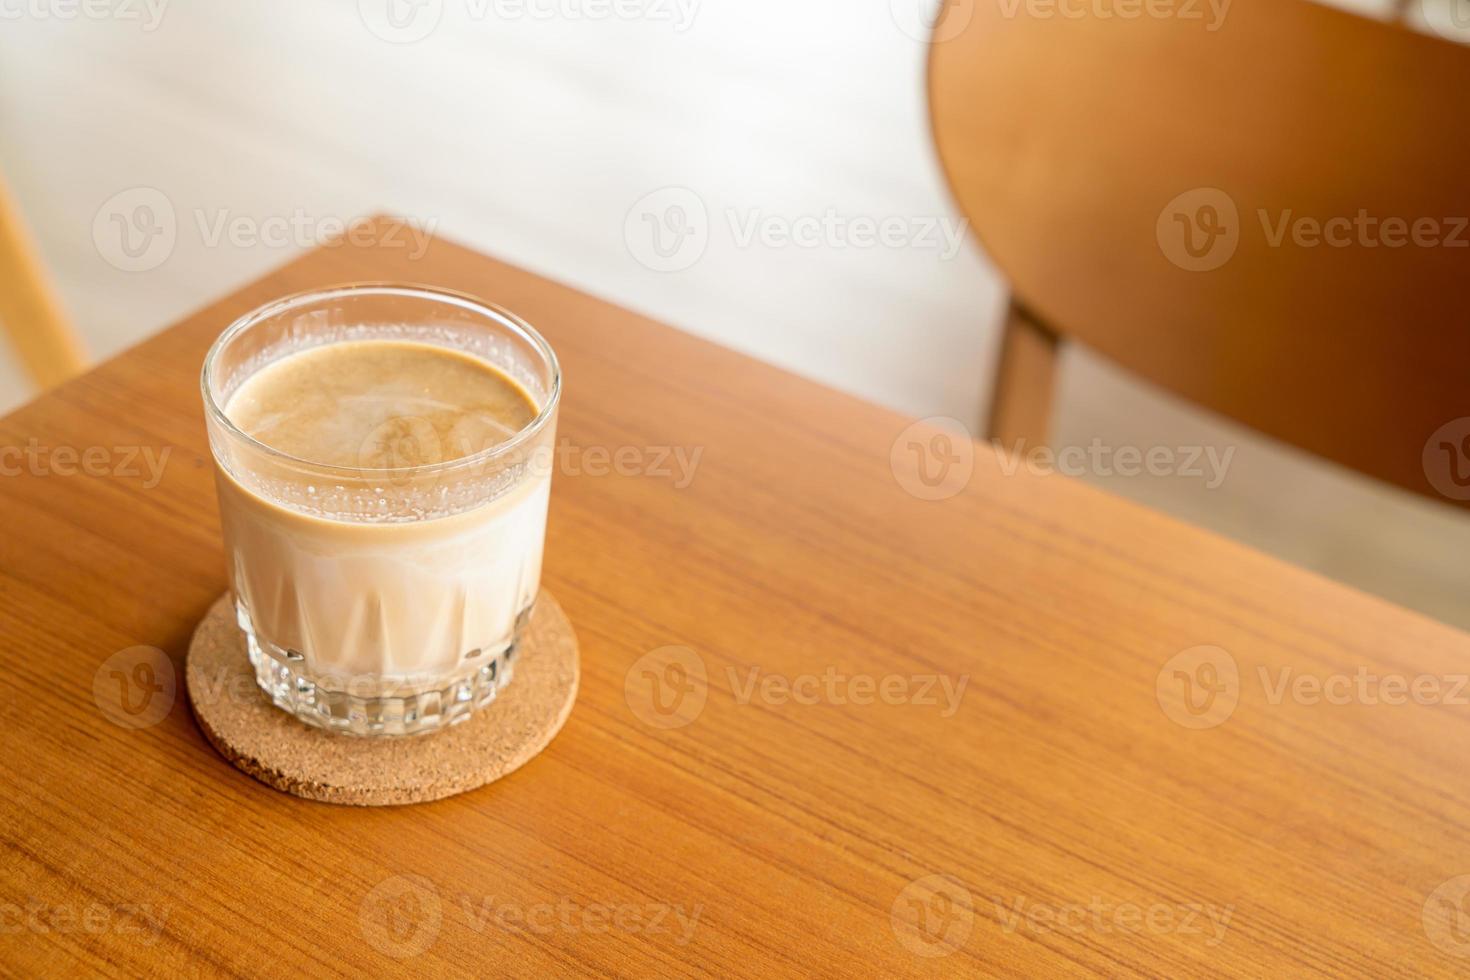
top-left (217, 340), bottom-right (548, 692)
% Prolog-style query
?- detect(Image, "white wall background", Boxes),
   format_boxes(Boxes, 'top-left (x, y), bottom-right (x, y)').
top-left (2, 0), bottom-right (1467, 627)
top-left (0, 0), bottom-right (1003, 422)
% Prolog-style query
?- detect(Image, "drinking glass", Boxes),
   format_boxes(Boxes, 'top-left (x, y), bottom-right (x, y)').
top-left (201, 284), bottom-right (561, 736)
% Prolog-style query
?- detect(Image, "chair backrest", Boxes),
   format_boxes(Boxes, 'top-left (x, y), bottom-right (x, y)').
top-left (928, 0), bottom-right (1470, 506)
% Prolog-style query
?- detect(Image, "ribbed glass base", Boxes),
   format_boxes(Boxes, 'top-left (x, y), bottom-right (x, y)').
top-left (243, 619), bottom-right (522, 737)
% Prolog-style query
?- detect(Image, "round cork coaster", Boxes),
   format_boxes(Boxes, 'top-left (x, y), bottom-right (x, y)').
top-left (186, 592), bottom-right (578, 806)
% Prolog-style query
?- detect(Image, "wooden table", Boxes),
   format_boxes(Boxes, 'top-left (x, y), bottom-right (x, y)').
top-left (3, 221), bottom-right (1469, 977)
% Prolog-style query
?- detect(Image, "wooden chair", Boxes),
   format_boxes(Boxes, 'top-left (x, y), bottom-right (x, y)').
top-left (928, 0), bottom-right (1470, 506)
top-left (0, 174), bottom-right (85, 390)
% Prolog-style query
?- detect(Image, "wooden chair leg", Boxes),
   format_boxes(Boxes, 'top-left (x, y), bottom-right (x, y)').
top-left (0, 175), bottom-right (86, 390)
top-left (986, 298), bottom-right (1058, 450)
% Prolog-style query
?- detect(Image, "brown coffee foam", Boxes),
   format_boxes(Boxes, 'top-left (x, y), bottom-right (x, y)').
top-left (187, 592), bottom-right (578, 806)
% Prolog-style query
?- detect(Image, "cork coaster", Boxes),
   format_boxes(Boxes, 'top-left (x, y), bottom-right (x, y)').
top-left (186, 592), bottom-right (578, 806)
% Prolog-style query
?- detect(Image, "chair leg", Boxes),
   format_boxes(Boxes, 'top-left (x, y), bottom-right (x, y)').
top-left (986, 298), bottom-right (1058, 451)
top-left (0, 175), bottom-right (86, 390)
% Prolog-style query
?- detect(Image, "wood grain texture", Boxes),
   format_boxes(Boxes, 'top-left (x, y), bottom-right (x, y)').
top-left (928, 0), bottom-right (1470, 505)
top-left (2, 220), bottom-right (1470, 976)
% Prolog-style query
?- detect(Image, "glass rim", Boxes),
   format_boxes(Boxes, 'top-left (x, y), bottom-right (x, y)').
top-left (200, 282), bottom-right (563, 480)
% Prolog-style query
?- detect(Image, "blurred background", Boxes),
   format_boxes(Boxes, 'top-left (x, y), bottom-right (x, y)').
top-left (0, 0), bottom-right (1466, 626)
